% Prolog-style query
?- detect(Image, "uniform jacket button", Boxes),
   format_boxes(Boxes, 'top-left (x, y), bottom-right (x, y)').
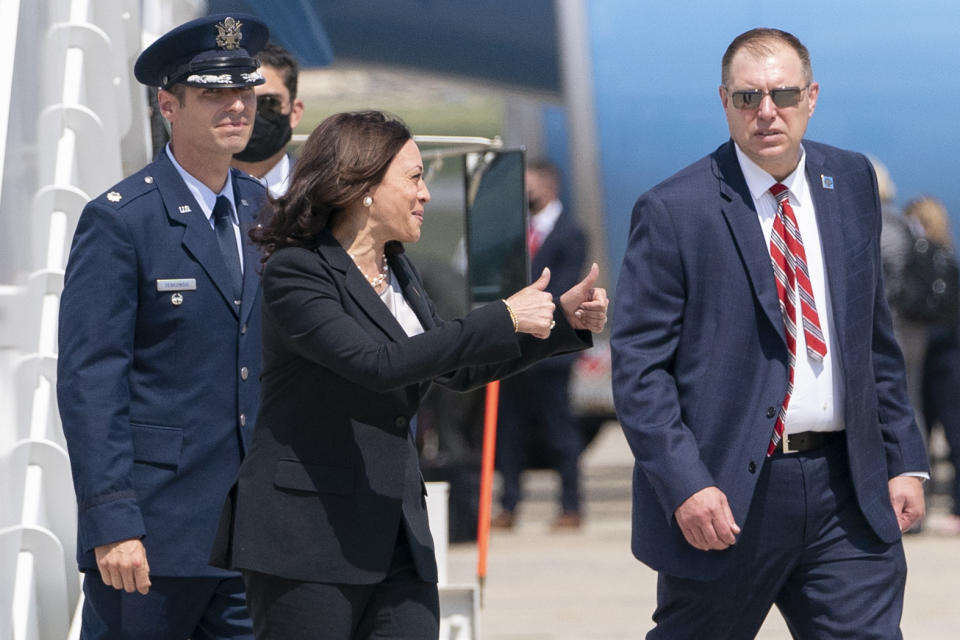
top-left (240, 413), bottom-right (246, 427)
top-left (240, 323), bottom-right (247, 334)
top-left (240, 366), bottom-right (249, 380)
top-left (395, 416), bottom-right (408, 428)
top-left (766, 406), bottom-right (776, 419)
top-left (748, 461), bottom-right (757, 473)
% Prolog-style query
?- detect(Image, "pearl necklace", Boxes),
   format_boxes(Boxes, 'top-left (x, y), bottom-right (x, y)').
top-left (350, 252), bottom-right (388, 289)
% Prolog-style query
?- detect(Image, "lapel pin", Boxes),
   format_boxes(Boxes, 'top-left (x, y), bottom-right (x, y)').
top-left (240, 199), bottom-right (249, 207)
top-left (821, 174), bottom-right (835, 190)
top-left (178, 205), bottom-right (192, 213)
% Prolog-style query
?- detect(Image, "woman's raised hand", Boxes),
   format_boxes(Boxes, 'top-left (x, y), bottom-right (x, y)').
top-left (505, 268), bottom-right (556, 339)
top-left (560, 263), bottom-right (609, 333)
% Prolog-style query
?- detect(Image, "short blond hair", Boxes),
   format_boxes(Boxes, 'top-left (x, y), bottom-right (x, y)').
top-left (905, 196), bottom-right (953, 248)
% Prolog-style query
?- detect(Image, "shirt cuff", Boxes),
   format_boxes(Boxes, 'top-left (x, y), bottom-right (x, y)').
top-left (899, 471), bottom-right (930, 482)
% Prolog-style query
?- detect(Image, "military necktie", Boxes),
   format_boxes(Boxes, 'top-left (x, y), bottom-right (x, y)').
top-left (212, 195), bottom-right (243, 301)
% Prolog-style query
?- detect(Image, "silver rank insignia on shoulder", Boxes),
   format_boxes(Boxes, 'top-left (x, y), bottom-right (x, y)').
top-left (171, 292), bottom-right (184, 306)
top-left (821, 175), bottom-right (835, 190)
top-left (107, 191), bottom-right (122, 202)
top-left (179, 205), bottom-right (192, 214)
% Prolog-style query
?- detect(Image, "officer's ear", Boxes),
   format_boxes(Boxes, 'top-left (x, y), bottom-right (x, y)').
top-left (156, 86), bottom-right (183, 123)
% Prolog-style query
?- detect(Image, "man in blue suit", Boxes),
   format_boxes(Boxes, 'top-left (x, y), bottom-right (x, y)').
top-left (493, 159), bottom-right (588, 529)
top-left (611, 28), bottom-right (928, 638)
top-left (57, 14), bottom-right (268, 639)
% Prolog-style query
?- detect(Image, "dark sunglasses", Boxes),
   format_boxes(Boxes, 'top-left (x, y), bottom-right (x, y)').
top-left (728, 85), bottom-right (808, 110)
top-left (256, 94), bottom-right (286, 115)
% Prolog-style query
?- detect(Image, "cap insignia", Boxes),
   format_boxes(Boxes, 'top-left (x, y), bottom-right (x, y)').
top-left (107, 191), bottom-right (122, 202)
top-left (215, 17), bottom-right (243, 50)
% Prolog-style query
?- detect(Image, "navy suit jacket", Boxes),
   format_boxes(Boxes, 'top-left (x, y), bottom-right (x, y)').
top-left (532, 206), bottom-right (587, 298)
top-left (611, 140), bottom-right (929, 580)
top-left (57, 152), bottom-right (266, 577)
top-left (212, 231), bottom-right (591, 584)
top-left (528, 207), bottom-right (587, 373)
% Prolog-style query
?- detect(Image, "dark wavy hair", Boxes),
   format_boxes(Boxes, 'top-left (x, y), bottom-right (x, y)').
top-left (250, 110), bottom-right (412, 262)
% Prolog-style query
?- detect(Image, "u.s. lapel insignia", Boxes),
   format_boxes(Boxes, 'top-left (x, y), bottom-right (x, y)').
top-left (240, 199), bottom-right (249, 207)
top-left (820, 174), bottom-right (835, 190)
top-left (178, 205), bottom-right (192, 214)
top-left (107, 191), bottom-right (122, 202)
top-left (215, 17), bottom-right (243, 50)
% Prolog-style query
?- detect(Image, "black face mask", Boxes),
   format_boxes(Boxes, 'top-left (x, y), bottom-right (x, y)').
top-left (234, 107), bottom-right (292, 163)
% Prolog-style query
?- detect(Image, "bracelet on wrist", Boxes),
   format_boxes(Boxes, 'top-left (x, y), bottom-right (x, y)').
top-left (502, 299), bottom-right (519, 332)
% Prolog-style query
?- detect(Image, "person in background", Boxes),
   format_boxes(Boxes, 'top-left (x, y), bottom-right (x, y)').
top-left (232, 42), bottom-right (304, 197)
top-left (873, 157), bottom-right (929, 436)
top-left (492, 158), bottom-right (588, 530)
top-left (57, 14), bottom-right (268, 639)
top-left (611, 28), bottom-right (927, 638)
top-left (908, 196), bottom-right (960, 535)
top-left (211, 111), bottom-right (608, 639)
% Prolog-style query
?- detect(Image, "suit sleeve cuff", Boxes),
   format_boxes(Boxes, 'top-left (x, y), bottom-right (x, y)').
top-left (78, 497), bottom-right (147, 554)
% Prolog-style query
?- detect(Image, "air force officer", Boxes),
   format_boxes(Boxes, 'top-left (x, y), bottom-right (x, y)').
top-left (57, 14), bottom-right (269, 639)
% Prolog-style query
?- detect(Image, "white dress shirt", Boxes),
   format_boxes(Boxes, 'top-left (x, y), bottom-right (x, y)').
top-left (529, 199), bottom-right (563, 244)
top-left (260, 153), bottom-right (293, 199)
top-left (379, 270), bottom-right (425, 338)
top-left (735, 144), bottom-right (843, 435)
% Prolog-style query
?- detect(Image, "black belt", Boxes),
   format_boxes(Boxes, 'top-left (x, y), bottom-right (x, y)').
top-left (773, 430), bottom-right (844, 454)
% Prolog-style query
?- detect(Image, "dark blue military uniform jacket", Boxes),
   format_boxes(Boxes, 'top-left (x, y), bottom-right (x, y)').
top-left (57, 151), bottom-right (265, 577)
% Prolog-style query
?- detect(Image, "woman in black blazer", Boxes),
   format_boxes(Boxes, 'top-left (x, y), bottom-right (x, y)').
top-left (212, 111), bottom-right (608, 639)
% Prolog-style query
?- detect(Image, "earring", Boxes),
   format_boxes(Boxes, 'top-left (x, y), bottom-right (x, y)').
top-left (362, 196), bottom-right (373, 207)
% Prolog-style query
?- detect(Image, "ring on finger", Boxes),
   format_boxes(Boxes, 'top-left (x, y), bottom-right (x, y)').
top-left (549, 320), bottom-right (556, 330)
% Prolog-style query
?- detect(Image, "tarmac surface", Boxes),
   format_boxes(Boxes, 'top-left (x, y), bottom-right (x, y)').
top-left (446, 423), bottom-right (960, 639)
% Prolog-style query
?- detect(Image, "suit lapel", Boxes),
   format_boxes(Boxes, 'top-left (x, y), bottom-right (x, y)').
top-left (532, 210), bottom-right (568, 274)
top-left (157, 154), bottom-right (240, 316)
top-left (804, 147), bottom-right (848, 357)
top-left (391, 251), bottom-right (437, 330)
top-left (315, 232), bottom-right (410, 342)
top-left (715, 142), bottom-right (786, 348)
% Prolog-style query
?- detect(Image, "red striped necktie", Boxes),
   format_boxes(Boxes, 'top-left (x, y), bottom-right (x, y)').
top-left (528, 222), bottom-right (543, 260)
top-left (767, 182), bottom-right (827, 455)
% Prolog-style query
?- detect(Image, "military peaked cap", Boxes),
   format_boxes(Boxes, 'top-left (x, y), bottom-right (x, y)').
top-left (134, 13), bottom-right (269, 89)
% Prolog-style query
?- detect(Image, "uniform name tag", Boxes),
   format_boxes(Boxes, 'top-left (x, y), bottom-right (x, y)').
top-left (156, 278), bottom-right (197, 292)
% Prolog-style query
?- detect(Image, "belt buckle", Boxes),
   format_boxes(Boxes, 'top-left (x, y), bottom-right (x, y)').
top-left (781, 433), bottom-right (796, 454)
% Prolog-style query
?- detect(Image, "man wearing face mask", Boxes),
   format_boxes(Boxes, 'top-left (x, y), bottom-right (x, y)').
top-left (233, 42), bottom-right (304, 197)
top-left (492, 159), bottom-right (589, 530)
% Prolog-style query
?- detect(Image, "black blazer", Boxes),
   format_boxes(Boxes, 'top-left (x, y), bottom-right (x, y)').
top-left (212, 230), bottom-right (590, 583)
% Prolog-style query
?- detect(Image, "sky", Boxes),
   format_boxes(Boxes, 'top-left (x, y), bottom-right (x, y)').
top-left (585, 1), bottom-right (960, 273)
